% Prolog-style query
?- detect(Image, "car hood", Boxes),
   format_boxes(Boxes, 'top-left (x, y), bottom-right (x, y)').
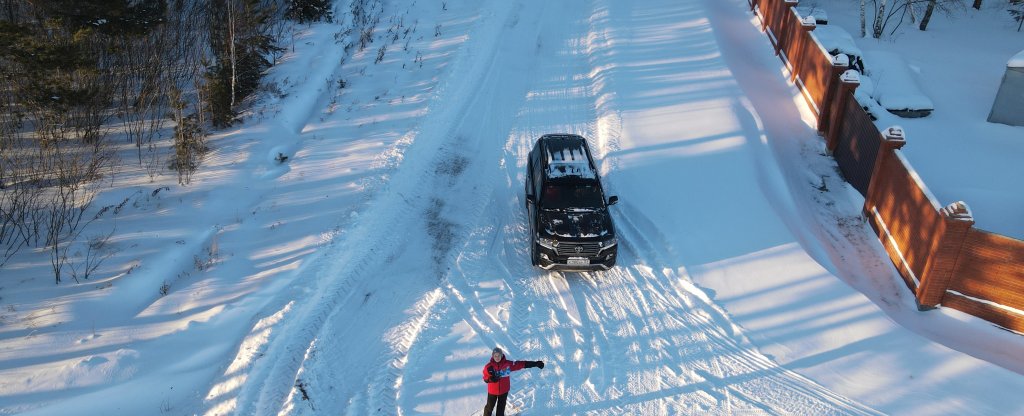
top-left (540, 209), bottom-right (613, 239)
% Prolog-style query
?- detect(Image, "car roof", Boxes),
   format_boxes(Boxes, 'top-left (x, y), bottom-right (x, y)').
top-left (540, 135), bottom-right (597, 180)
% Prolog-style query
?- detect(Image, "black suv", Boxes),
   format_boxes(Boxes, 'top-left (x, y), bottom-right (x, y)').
top-left (525, 134), bottom-right (618, 271)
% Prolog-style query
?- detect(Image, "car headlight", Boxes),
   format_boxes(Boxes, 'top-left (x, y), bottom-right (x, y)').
top-left (536, 235), bottom-right (559, 249)
top-left (599, 237), bottom-right (617, 249)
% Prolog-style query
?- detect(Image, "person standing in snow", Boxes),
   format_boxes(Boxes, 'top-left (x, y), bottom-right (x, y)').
top-left (482, 347), bottom-right (544, 416)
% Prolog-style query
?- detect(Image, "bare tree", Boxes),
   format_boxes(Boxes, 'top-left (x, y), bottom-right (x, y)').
top-left (916, 0), bottom-right (967, 31)
top-left (873, 0), bottom-right (891, 38)
top-left (861, 0), bottom-right (868, 37)
top-left (0, 1), bottom-right (134, 280)
top-left (1012, 0), bottom-right (1024, 31)
top-left (70, 227), bottom-right (116, 282)
top-left (0, 0), bottom-right (288, 280)
top-left (205, 0), bottom-right (281, 127)
top-left (920, 0), bottom-right (939, 30)
top-left (858, 0), bottom-right (961, 35)
top-left (229, 0), bottom-right (238, 107)
top-left (114, 33), bottom-right (170, 166)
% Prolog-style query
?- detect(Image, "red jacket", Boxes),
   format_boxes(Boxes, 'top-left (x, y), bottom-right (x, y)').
top-left (482, 357), bottom-right (526, 395)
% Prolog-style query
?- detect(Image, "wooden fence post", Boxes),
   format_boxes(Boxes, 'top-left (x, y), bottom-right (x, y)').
top-left (758, 0), bottom-right (770, 32)
top-left (817, 54), bottom-right (850, 138)
top-left (772, 0), bottom-right (800, 55)
top-left (786, 16), bottom-right (819, 82)
top-left (916, 201), bottom-right (975, 310)
top-left (825, 70), bottom-right (860, 154)
top-left (863, 126), bottom-right (906, 214)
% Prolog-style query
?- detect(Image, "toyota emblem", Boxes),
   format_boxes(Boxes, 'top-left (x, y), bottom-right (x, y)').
top-left (574, 245), bottom-right (583, 254)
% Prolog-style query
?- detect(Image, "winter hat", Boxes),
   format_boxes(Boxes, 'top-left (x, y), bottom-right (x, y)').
top-left (492, 347), bottom-right (503, 355)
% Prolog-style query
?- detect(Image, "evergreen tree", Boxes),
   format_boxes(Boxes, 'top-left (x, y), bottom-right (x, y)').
top-left (203, 61), bottom-right (235, 128)
top-left (286, 0), bottom-right (333, 24)
top-left (32, 0), bottom-right (166, 36)
top-left (205, 0), bottom-right (282, 127)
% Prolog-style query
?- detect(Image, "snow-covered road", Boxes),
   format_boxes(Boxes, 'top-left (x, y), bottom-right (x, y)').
top-left (213, 0), bottom-right (895, 414)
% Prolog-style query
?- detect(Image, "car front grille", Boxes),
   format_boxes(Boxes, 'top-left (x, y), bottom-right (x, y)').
top-left (555, 241), bottom-right (602, 257)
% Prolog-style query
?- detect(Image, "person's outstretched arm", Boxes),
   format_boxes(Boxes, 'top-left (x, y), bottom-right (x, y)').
top-left (521, 360), bottom-right (545, 369)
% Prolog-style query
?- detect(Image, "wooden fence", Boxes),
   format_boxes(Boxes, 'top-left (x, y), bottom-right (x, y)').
top-left (748, 0), bottom-right (1024, 333)
top-left (945, 231), bottom-right (1024, 331)
top-left (832, 93), bottom-right (881, 195)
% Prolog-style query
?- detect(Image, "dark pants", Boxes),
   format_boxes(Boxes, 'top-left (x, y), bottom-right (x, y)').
top-left (483, 392), bottom-right (508, 416)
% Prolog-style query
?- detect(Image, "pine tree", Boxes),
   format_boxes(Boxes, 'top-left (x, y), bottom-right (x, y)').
top-left (32, 0), bottom-right (166, 36)
top-left (286, 0), bottom-right (333, 24)
top-left (205, 0), bottom-right (282, 127)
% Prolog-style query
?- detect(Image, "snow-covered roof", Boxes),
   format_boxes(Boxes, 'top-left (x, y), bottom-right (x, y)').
top-left (813, 25), bottom-right (862, 58)
top-left (864, 50), bottom-right (934, 112)
top-left (1009, 49), bottom-right (1024, 68)
top-left (545, 141), bottom-right (596, 180)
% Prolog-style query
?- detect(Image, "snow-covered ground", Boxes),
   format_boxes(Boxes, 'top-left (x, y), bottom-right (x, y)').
top-left (1, 0), bottom-right (1022, 415)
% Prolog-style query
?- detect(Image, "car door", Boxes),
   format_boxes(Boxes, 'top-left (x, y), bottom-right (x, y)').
top-left (526, 142), bottom-right (543, 237)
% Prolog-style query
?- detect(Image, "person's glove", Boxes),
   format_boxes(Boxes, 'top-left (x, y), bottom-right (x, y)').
top-left (524, 361), bottom-right (545, 369)
top-left (485, 368), bottom-right (499, 383)
top-left (537, 360), bottom-right (544, 369)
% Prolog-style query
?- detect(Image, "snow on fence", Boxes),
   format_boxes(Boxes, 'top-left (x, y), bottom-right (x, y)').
top-left (749, 0), bottom-right (1024, 333)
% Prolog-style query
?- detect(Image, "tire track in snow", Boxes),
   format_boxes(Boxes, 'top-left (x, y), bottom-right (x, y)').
top-left (509, 0), bottom-right (884, 413)
top-left (384, 0), bottom-right (598, 413)
top-left (440, 0), bottom-right (879, 410)
top-left (213, 0), bottom-right (537, 414)
top-left (498, 0), bottom-right (621, 411)
top-left (574, 0), bottom-right (883, 412)
top-left (610, 197), bottom-right (881, 414)
top-left (235, 0), bottom-right (886, 413)
top-left (357, 0), bottom-right (618, 414)
top-left (288, 0), bottom-right (564, 414)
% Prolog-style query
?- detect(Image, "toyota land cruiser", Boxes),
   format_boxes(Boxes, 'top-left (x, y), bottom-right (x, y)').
top-left (525, 134), bottom-right (618, 270)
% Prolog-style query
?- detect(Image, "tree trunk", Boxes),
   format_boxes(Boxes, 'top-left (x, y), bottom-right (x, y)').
top-left (920, 0), bottom-right (937, 31)
top-left (228, 1), bottom-right (237, 107)
top-left (872, 0), bottom-right (889, 38)
top-left (860, 0), bottom-right (867, 37)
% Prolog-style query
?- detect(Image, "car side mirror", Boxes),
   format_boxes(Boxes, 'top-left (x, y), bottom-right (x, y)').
top-left (607, 195), bottom-right (618, 206)
top-left (526, 195), bottom-right (536, 205)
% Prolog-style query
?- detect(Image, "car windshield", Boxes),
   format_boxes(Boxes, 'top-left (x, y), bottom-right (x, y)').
top-left (541, 184), bottom-right (603, 210)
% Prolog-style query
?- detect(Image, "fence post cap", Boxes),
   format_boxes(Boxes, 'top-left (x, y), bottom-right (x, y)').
top-left (832, 54), bottom-right (850, 67)
top-left (881, 126), bottom-right (907, 149)
top-left (840, 69), bottom-right (860, 84)
top-left (941, 201), bottom-right (975, 223)
top-left (801, 16), bottom-right (817, 28)
top-left (884, 126), bottom-right (905, 139)
top-left (784, 0), bottom-right (798, 4)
